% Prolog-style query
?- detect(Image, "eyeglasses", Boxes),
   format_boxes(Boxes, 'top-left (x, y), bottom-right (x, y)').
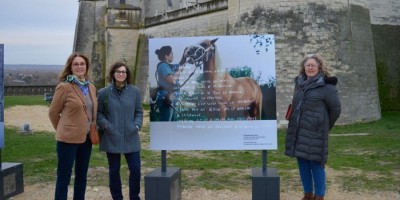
top-left (115, 70), bottom-right (127, 74)
top-left (72, 62), bottom-right (86, 67)
top-left (305, 64), bottom-right (318, 68)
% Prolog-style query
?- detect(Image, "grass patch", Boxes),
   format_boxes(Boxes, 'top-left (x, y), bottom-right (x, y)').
top-left (3, 128), bottom-right (57, 183)
top-left (327, 112), bottom-right (400, 191)
top-left (4, 95), bottom-right (50, 108)
top-left (2, 96), bottom-right (400, 192)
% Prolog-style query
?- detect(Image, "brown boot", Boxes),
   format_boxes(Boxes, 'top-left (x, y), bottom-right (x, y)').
top-left (302, 193), bottom-right (314, 200)
top-left (313, 196), bottom-right (324, 200)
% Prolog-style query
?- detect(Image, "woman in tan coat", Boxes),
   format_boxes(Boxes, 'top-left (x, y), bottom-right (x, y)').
top-left (49, 52), bottom-right (97, 200)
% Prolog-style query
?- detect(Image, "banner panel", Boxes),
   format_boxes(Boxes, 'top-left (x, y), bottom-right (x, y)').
top-left (1, 44), bottom-right (4, 148)
top-left (148, 35), bottom-right (276, 150)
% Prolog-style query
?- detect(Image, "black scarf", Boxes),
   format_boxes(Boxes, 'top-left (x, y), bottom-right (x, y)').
top-left (297, 72), bottom-right (323, 91)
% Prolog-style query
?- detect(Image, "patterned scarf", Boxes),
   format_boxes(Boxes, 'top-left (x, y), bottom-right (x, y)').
top-left (65, 75), bottom-right (90, 96)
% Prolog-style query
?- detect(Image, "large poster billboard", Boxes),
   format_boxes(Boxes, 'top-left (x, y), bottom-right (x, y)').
top-left (148, 35), bottom-right (276, 150)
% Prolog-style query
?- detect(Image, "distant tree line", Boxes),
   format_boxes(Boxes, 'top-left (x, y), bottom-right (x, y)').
top-left (4, 72), bottom-right (58, 86)
top-left (4, 69), bottom-right (59, 86)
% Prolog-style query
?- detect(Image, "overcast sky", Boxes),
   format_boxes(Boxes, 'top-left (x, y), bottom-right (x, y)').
top-left (0, 1), bottom-right (79, 65)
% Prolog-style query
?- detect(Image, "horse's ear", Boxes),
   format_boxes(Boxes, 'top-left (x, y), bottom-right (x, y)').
top-left (180, 47), bottom-right (188, 66)
top-left (183, 47), bottom-right (189, 56)
top-left (211, 38), bottom-right (218, 44)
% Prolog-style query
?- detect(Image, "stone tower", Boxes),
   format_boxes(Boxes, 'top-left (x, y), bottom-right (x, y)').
top-left (74, 0), bottom-right (142, 88)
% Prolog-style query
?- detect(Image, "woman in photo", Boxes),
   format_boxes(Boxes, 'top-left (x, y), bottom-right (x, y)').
top-left (154, 46), bottom-right (186, 121)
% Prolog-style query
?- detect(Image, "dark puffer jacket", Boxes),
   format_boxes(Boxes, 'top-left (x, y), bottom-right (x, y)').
top-left (285, 75), bottom-right (341, 163)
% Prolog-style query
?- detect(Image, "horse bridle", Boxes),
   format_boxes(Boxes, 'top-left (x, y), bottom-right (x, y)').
top-left (180, 44), bottom-right (214, 87)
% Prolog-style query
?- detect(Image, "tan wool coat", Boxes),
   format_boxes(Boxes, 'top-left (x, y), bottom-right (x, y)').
top-left (49, 82), bottom-right (97, 144)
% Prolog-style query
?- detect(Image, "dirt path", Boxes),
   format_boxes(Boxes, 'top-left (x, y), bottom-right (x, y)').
top-left (5, 106), bottom-right (399, 200)
top-left (8, 182), bottom-right (399, 200)
top-left (4, 105), bottom-right (55, 133)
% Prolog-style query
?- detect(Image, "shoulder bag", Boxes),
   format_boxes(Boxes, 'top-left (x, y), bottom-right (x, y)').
top-left (285, 104), bottom-right (293, 120)
top-left (97, 88), bottom-right (109, 140)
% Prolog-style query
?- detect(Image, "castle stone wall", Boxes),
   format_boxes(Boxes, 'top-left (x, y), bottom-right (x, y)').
top-left (228, 1), bottom-right (380, 126)
top-left (367, 0), bottom-right (400, 111)
top-left (364, 0), bottom-right (400, 25)
top-left (145, 0), bottom-right (210, 18)
top-left (107, 0), bottom-right (141, 8)
top-left (141, 0), bottom-right (381, 126)
top-left (145, 0), bottom-right (228, 27)
top-left (338, 5), bottom-right (381, 122)
top-left (135, 34), bottom-right (150, 103)
top-left (144, 10), bottom-right (229, 37)
top-left (74, 1), bottom-right (98, 54)
top-left (105, 29), bottom-right (140, 76)
top-left (373, 25), bottom-right (400, 111)
top-left (75, 1), bottom-right (108, 88)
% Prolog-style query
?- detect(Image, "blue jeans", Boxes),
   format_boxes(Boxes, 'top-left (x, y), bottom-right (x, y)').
top-left (55, 135), bottom-right (92, 200)
top-left (297, 157), bottom-right (326, 197)
top-left (107, 152), bottom-right (141, 200)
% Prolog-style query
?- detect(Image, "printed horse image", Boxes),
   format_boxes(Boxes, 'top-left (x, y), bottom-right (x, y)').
top-left (183, 38), bottom-right (263, 120)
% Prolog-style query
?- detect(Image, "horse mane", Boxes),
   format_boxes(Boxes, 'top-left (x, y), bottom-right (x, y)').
top-left (213, 45), bottom-right (222, 71)
top-left (199, 39), bottom-right (263, 120)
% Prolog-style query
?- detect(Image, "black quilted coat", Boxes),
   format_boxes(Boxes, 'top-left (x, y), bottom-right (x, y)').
top-left (285, 75), bottom-right (341, 164)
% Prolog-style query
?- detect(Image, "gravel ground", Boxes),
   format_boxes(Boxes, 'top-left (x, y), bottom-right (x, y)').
top-left (5, 106), bottom-right (400, 200)
top-left (8, 183), bottom-right (400, 200)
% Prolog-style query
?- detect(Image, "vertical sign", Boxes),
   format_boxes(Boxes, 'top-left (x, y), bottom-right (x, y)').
top-left (0, 44), bottom-right (4, 148)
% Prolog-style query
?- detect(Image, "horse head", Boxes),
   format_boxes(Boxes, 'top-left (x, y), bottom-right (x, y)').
top-left (182, 38), bottom-right (218, 69)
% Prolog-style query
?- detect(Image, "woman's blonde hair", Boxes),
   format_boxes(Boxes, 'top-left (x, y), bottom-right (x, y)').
top-left (299, 54), bottom-right (331, 77)
top-left (58, 52), bottom-right (91, 82)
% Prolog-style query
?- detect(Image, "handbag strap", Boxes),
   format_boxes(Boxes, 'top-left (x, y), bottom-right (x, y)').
top-left (103, 87), bottom-right (109, 117)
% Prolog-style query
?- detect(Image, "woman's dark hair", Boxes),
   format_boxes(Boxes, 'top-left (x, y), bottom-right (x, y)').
top-left (107, 62), bottom-right (132, 84)
top-left (59, 52), bottom-right (91, 82)
top-left (155, 46), bottom-right (172, 61)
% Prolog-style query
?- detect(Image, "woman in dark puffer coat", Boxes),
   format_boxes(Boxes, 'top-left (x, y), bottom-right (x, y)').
top-left (285, 54), bottom-right (341, 200)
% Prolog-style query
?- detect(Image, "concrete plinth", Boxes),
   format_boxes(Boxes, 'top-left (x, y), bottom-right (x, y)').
top-left (0, 163), bottom-right (24, 199)
top-left (144, 167), bottom-right (181, 200)
top-left (251, 168), bottom-right (280, 200)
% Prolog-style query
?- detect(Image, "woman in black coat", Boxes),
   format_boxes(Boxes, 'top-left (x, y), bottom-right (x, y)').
top-left (285, 54), bottom-right (341, 200)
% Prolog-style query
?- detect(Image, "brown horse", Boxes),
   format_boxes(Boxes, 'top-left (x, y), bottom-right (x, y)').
top-left (184, 38), bottom-right (263, 120)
